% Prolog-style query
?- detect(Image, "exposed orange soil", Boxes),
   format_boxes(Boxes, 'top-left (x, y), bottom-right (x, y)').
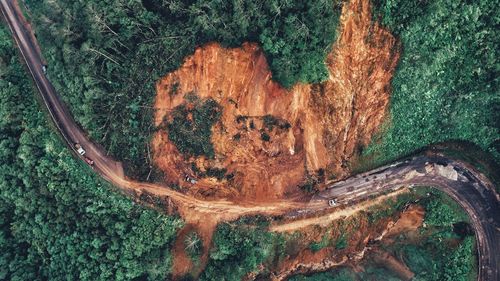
top-left (386, 204), bottom-right (425, 237)
top-left (152, 0), bottom-right (399, 202)
top-left (270, 203), bottom-right (424, 280)
top-left (171, 225), bottom-right (194, 277)
top-left (271, 213), bottom-right (388, 279)
top-left (171, 218), bottom-right (218, 278)
top-left (154, 0), bottom-right (400, 276)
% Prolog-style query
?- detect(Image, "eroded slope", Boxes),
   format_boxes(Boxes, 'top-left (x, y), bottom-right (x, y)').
top-left (153, 0), bottom-right (399, 201)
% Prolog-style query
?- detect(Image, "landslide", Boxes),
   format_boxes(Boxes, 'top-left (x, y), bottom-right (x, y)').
top-left (152, 0), bottom-right (399, 201)
top-left (269, 203), bottom-right (424, 280)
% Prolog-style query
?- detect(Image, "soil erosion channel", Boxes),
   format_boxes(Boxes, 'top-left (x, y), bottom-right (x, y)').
top-left (152, 0), bottom-right (399, 202)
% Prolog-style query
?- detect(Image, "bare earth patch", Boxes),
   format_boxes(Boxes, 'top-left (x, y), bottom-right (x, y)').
top-left (152, 0), bottom-right (399, 277)
top-left (152, 0), bottom-right (399, 203)
top-left (269, 202), bottom-right (425, 280)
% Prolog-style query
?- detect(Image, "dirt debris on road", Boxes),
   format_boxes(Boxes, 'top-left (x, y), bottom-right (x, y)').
top-left (270, 188), bottom-right (409, 232)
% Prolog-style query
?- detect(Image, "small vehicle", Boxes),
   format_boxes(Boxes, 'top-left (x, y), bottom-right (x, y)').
top-left (74, 143), bottom-right (86, 156)
top-left (328, 199), bottom-right (338, 207)
top-left (42, 64), bottom-right (47, 74)
top-left (184, 175), bottom-right (197, 184)
top-left (84, 157), bottom-right (94, 167)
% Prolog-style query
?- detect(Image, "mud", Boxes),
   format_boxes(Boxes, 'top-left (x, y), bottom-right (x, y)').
top-left (156, 0), bottom-right (400, 276)
top-left (270, 188), bottom-right (409, 232)
top-left (171, 221), bottom-right (217, 279)
top-left (152, 0), bottom-right (399, 202)
top-left (171, 225), bottom-right (194, 277)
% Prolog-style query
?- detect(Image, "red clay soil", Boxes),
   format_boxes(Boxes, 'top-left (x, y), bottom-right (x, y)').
top-left (171, 225), bottom-right (195, 277)
top-left (152, 0), bottom-right (399, 203)
top-left (156, 0), bottom-right (400, 276)
top-left (270, 213), bottom-right (385, 280)
top-left (170, 214), bottom-right (220, 278)
top-left (270, 204), bottom-right (424, 280)
top-left (385, 204), bottom-right (425, 238)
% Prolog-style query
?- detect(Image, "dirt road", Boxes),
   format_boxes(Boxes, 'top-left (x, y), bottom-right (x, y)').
top-left (1, 0), bottom-right (498, 279)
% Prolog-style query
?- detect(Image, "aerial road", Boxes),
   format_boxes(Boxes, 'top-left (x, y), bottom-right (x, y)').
top-left (1, 0), bottom-right (498, 280)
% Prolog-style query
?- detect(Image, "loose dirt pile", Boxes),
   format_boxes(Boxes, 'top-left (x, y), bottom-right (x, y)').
top-left (385, 204), bottom-right (425, 238)
top-left (152, 0), bottom-right (399, 201)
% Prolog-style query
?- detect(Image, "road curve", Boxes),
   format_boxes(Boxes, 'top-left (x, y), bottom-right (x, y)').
top-left (0, 0), bottom-right (305, 218)
top-left (1, 1), bottom-right (498, 280)
top-left (304, 154), bottom-right (500, 281)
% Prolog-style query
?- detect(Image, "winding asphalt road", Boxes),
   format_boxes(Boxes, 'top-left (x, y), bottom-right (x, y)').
top-left (309, 154), bottom-right (500, 280)
top-left (2, 0), bottom-right (499, 280)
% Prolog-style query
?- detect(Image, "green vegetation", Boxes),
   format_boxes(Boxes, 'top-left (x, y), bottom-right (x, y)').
top-left (290, 266), bottom-right (404, 281)
top-left (365, 0), bottom-right (499, 166)
top-left (290, 187), bottom-right (477, 281)
top-left (165, 95), bottom-right (221, 158)
top-left (335, 233), bottom-right (348, 250)
top-left (184, 231), bottom-right (203, 262)
top-left (402, 236), bottom-right (476, 281)
top-left (377, 188), bottom-right (477, 281)
top-left (399, 189), bottom-right (476, 281)
top-left (23, 0), bottom-right (343, 179)
top-left (4, 0), bottom-right (494, 278)
top-left (289, 268), bottom-right (355, 281)
top-left (367, 190), bottom-right (417, 223)
top-left (424, 190), bottom-right (469, 227)
top-left (309, 233), bottom-right (330, 252)
top-left (200, 217), bottom-right (283, 281)
top-left (0, 25), bottom-right (182, 281)
top-left (308, 229), bottom-right (348, 252)
top-left (261, 131), bottom-right (271, 142)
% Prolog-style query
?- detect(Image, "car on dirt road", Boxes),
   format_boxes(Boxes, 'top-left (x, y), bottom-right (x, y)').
top-left (84, 157), bottom-right (94, 168)
top-left (328, 199), bottom-right (338, 207)
top-left (74, 143), bottom-right (86, 156)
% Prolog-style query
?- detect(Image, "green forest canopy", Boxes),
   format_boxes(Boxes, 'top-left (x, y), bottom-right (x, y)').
top-left (367, 0), bottom-right (499, 165)
top-left (23, 0), bottom-right (343, 179)
top-left (0, 25), bottom-right (182, 281)
top-left (1, 0), bottom-right (497, 279)
top-left (22, 0), bottom-right (499, 181)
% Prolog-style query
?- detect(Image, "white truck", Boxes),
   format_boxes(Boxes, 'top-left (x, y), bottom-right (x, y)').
top-left (74, 143), bottom-right (86, 156)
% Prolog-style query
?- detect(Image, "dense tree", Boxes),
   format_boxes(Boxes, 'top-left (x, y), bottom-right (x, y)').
top-left (23, 0), bottom-right (343, 179)
top-left (200, 219), bottom-right (280, 281)
top-left (367, 0), bottom-right (499, 165)
top-left (0, 26), bottom-right (182, 281)
top-left (166, 95), bottom-right (221, 158)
